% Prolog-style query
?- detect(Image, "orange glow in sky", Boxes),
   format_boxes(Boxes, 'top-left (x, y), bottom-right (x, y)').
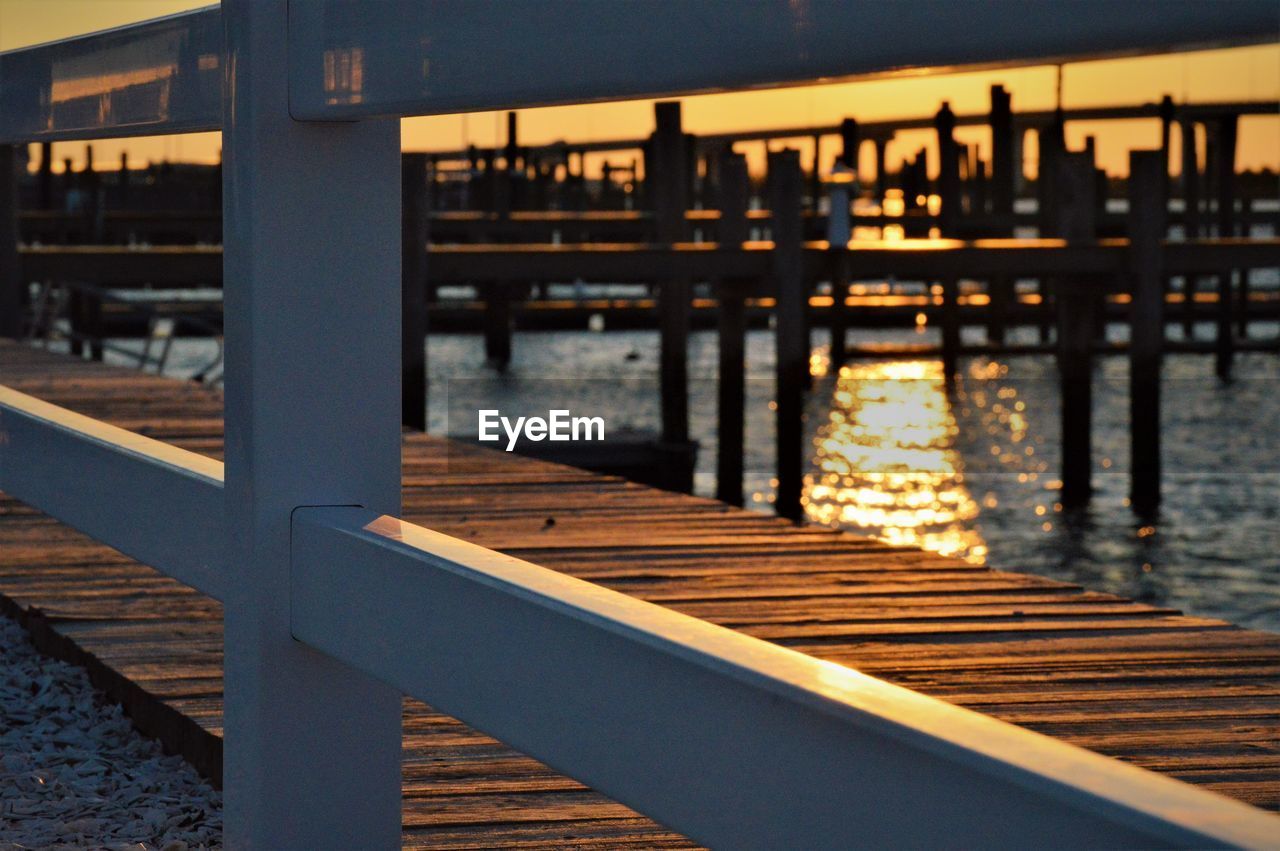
top-left (2, 1), bottom-right (1277, 177)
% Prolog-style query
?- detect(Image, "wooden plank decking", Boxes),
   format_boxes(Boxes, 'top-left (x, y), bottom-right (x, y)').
top-left (0, 341), bottom-right (1278, 847)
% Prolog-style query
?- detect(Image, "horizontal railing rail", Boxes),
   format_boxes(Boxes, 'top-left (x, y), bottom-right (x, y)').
top-left (285, 1), bottom-right (1279, 120)
top-left (0, 5), bottom-right (221, 144)
top-left (0, 385), bottom-right (224, 599)
top-left (292, 506), bottom-right (1280, 850)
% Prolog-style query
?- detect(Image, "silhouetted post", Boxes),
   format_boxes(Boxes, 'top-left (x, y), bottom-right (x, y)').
top-left (716, 153), bottom-right (749, 507)
top-left (482, 283), bottom-right (512, 369)
top-left (118, 150), bottom-right (131, 207)
top-left (84, 152), bottom-right (104, 360)
top-left (839, 118), bottom-right (859, 170)
top-left (1127, 151), bottom-right (1166, 518)
top-left (1214, 114), bottom-right (1237, 381)
top-left (505, 111), bottom-right (518, 170)
top-left (809, 132), bottom-right (822, 210)
top-left (825, 171), bottom-right (853, 364)
top-left (769, 150), bottom-right (806, 523)
top-left (1054, 152), bottom-right (1098, 509)
top-left (934, 103), bottom-right (960, 235)
top-left (653, 101), bottom-right (690, 448)
top-left (989, 85), bottom-right (1015, 224)
top-left (940, 275), bottom-right (960, 380)
top-left (1036, 120), bottom-right (1065, 343)
top-left (402, 154), bottom-right (429, 430)
top-left (0, 146), bottom-right (20, 339)
top-left (873, 137), bottom-right (889, 199)
top-left (36, 142), bottom-right (53, 209)
top-left (1179, 117), bottom-right (1201, 337)
top-left (1158, 96), bottom-right (1175, 197)
top-left (985, 88), bottom-right (1017, 347)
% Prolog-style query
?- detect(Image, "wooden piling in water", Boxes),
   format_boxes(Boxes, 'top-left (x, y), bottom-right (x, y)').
top-left (940, 275), bottom-right (960, 380)
top-left (37, 142), bottom-right (53, 210)
top-left (653, 101), bottom-right (691, 447)
top-left (1036, 118), bottom-right (1066, 344)
top-left (402, 154), bottom-right (429, 430)
top-left (769, 150), bottom-right (806, 523)
top-left (825, 159), bottom-right (853, 366)
top-left (934, 103), bottom-right (960, 235)
top-left (0, 146), bottom-right (19, 339)
top-left (482, 283), bottom-right (513, 369)
top-left (873, 137), bottom-right (889, 200)
top-left (716, 153), bottom-right (749, 508)
top-left (1127, 151), bottom-right (1166, 518)
top-left (986, 86), bottom-right (1017, 347)
top-left (1214, 115), bottom-right (1238, 382)
top-left (838, 118), bottom-right (859, 170)
top-left (990, 85), bottom-right (1015, 223)
top-left (1054, 151), bottom-right (1099, 509)
top-left (1180, 117), bottom-right (1201, 338)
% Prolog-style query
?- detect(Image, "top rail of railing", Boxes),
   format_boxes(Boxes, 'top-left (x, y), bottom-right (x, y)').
top-left (0, 5), bottom-right (221, 144)
top-left (1, 1), bottom-right (1276, 144)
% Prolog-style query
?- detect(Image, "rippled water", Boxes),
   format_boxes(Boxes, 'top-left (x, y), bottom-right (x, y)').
top-left (122, 321), bottom-right (1279, 631)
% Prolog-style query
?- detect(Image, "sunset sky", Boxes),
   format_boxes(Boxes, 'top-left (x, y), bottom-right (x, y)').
top-left (1, 0), bottom-right (1277, 178)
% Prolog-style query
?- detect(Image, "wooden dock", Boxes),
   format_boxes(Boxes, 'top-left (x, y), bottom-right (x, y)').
top-left (1, 341), bottom-right (1278, 847)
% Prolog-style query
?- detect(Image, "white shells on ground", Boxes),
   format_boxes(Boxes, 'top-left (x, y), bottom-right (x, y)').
top-left (0, 614), bottom-right (221, 849)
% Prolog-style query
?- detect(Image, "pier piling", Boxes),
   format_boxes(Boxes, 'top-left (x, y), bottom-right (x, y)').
top-left (1214, 115), bottom-right (1238, 382)
top-left (653, 102), bottom-right (691, 448)
top-left (1054, 151), bottom-right (1099, 509)
top-left (769, 150), bottom-right (806, 522)
top-left (1128, 151), bottom-right (1167, 517)
top-left (716, 153), bottom-right (749, 507)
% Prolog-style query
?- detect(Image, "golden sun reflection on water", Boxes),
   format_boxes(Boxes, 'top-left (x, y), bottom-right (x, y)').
top-left (805, 360), bottom-right (987, 563)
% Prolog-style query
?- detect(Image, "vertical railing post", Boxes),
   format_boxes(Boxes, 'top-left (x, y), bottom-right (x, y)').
top-left (770, 150), bottom-right (806, 523)
top-left (220, 2), bottom-right (403, 847)
top-left (1127, 151), bottom-right (1166, 518)
top-left (403, 152), bottom-right (429, 430)
top-left (716, 152), bottom-right (749, 507)
top-left (0, 145), bottom-right (21, 339)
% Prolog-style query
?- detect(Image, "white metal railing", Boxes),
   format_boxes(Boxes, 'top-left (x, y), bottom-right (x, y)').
top-left (1, 2), bottom-right (1279, 848)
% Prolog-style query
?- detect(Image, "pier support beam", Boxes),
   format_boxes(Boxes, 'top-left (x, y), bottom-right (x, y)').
top-left (1054, 152), bottom-right (1099, 509)
top-left (402, 153), bottom-right (429, 430)
top-left (653, 102), bottom-right (690, 448)
top-left (770, 151), bottom-right (806, 523)
top-left (0, 146), bottom-right (21, 339)
top-left (716, 153), bottom-right (749, 507)
top-left (219, 2), bottom-right (403, 846)
top-left (1127, 151), bottom-right (1166, 518)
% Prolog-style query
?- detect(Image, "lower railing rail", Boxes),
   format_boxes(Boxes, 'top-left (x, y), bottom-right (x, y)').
top-left (291, 505), bottom-right (1279, 850)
